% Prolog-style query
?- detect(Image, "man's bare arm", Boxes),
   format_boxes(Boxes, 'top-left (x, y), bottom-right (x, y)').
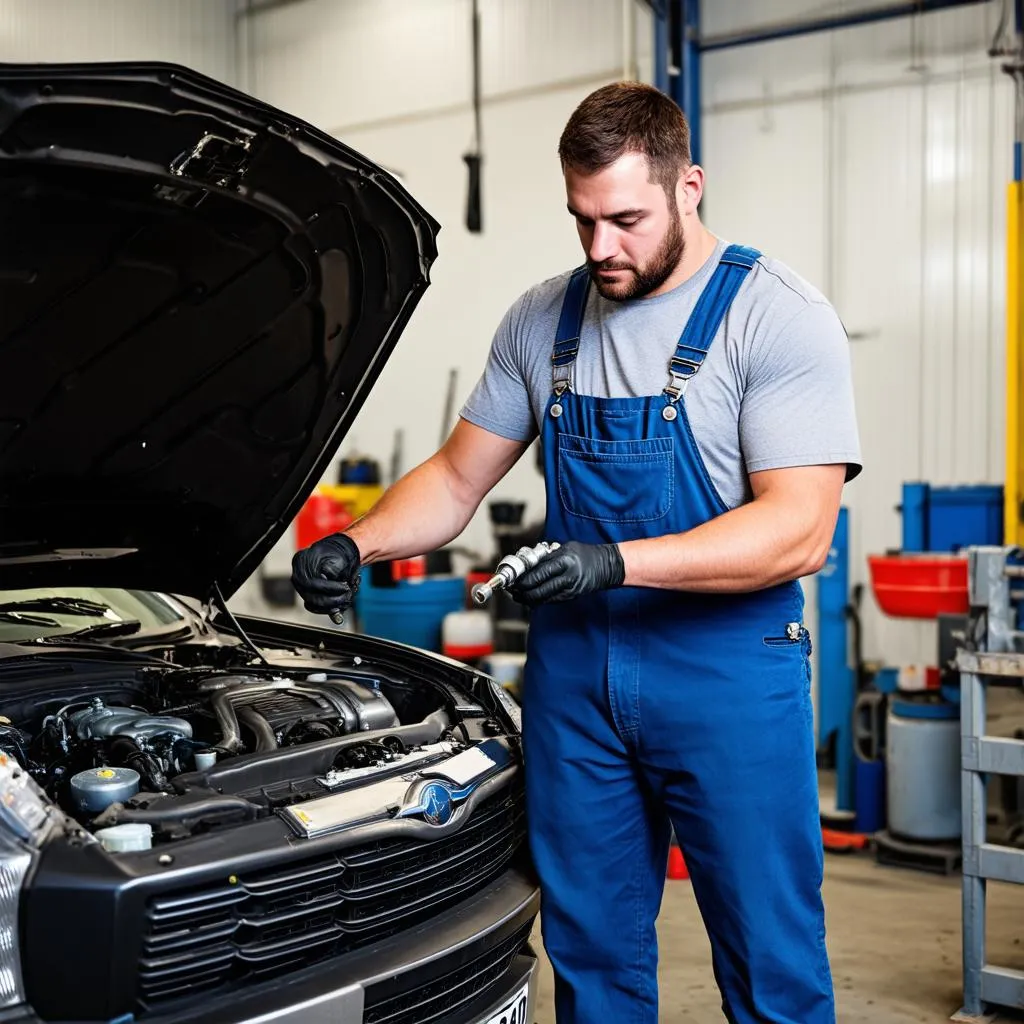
top-left (344, 418), bottom-right (531, 564)
top-left (617, 464), bottom-right (846, 591)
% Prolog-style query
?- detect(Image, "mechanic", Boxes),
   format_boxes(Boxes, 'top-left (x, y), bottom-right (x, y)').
top-left (292, 81), bottom-right (861, 1024)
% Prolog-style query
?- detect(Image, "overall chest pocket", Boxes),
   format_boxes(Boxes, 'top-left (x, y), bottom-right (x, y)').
top-left (558, 433), bottom-right (674, 523)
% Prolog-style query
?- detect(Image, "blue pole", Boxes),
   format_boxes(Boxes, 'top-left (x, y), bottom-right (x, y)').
top-left (816, 507), bottom-right (855, 812)
top-left (653, 2), bottom-right (669, 95)
top-left (656, 1), bottom-right (700, 164)
top-left (681, 0), bottom-right (701, 166)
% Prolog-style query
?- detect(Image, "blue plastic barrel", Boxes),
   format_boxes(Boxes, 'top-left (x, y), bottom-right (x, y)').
top-left (354, 574), bottom-right (467, 652)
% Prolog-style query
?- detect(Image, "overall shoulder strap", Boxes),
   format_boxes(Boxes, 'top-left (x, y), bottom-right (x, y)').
top-left (551, 266), bottom-right (591, 397)
top-left (664, 244), bottom-right (761, 402)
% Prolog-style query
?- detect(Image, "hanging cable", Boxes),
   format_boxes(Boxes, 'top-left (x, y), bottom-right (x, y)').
top-left (990, 0), bottom-right (1014, 56)
top-left (463, 0), bottom-right (484, 233)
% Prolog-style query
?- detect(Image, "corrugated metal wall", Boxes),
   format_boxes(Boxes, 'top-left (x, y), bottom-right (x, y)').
top-left (243, 0), bottom-right (631, 134)
top-left (0, 0), bottom-right (238, 84)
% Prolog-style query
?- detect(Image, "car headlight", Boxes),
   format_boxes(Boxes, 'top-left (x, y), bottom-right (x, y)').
top-left (0, 752), bottom-right (58, 1007)
top-left (489, 678), bottom-right (522, 733)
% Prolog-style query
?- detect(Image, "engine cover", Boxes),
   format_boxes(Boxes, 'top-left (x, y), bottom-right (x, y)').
top-left (197, 674), bottom-right (399, 752)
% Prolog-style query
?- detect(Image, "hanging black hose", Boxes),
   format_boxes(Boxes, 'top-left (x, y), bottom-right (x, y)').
top-left (237, 706), bottom-right (278, 753)
top-left (844, 582), bottom-right (868, 691)
top-left (464, 0), bottom-right (483, 232)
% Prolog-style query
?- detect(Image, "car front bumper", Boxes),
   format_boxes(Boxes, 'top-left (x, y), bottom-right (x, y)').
top-left (6, 867), bottom-right (540, 1024)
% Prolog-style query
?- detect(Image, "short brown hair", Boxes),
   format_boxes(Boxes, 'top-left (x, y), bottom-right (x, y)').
top-left (558, 82), bottom-right (691, 198)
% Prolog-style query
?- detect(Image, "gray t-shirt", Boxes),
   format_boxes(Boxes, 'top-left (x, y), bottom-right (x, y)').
top-left (460, 238), bottom-right (862, 509)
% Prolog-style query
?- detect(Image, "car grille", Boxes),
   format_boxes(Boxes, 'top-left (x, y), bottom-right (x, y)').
top-left (362, 921), bottom-right (533, 1024)
top-left (137, 784), bottom-right (526, 1011)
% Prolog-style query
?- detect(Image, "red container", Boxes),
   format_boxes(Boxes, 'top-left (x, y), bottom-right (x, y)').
top-left (443, 643), bottom-right (494, 662)
top-left (295, 493), bottom-right (353, 550)
top-left (867, 554), bottom-right (968, 619)
top-left (392, 556), bottom-right (427, 582)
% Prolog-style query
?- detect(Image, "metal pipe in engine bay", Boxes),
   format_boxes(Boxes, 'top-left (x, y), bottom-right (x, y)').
top-left (204, 679), bottom-right (357, 753)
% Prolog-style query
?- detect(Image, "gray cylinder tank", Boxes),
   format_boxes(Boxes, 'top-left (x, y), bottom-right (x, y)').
top-left (70, 766), bottom-right (140, 814)
top-left (886, 698), bottom-right (961, 841)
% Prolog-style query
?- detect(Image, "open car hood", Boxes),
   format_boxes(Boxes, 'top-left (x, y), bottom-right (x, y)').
top-left (0, 62), bottom-right (439, 600)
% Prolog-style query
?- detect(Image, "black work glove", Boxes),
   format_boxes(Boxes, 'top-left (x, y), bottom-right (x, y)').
top-left (291, 533), bottom-right (362, 616)
top-left (508, 541), bottom-right (625, 607)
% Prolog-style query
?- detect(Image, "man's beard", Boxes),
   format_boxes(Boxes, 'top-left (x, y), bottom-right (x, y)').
top-left (587, 212), bottom-right (685, 302)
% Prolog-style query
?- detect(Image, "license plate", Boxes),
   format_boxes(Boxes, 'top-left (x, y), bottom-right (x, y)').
top-left (481, 981), bottom-right (530, 1024)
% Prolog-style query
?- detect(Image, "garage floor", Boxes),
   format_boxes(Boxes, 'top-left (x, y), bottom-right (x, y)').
top-left (529, 850), bottom-right (1024, 1023)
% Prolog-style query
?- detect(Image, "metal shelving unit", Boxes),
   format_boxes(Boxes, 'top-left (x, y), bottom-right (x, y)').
top-left (954, 548), bottom-right (1024, 1021)
top-left (955, 649), bottom-right (1024, 1019)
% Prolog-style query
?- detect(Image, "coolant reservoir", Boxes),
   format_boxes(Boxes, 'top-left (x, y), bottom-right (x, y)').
top-left (70, 766), bottom-right (140, 814)
top-left (95, 823), bottom-right (152, 853)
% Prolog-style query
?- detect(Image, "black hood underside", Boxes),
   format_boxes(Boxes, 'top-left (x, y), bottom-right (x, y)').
top-left (0, 62), bottom-right (439, 599)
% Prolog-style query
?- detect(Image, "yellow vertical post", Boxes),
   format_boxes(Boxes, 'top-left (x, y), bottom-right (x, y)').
top-left (1007, 179), bottom-right (1024, 546)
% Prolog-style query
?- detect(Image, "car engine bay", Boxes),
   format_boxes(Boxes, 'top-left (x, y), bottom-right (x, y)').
top-left (0, 646), bottom-right (512, 850)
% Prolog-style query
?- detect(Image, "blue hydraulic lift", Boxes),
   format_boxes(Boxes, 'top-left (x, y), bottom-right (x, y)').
top-left (642, 0), bottom-right (989, 816)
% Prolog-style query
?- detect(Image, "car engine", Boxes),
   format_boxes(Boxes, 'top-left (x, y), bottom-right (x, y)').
top-left (0, 663), bottom-right (487, 847)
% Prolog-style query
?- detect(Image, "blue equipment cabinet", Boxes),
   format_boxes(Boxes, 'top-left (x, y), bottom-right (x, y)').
top-left (901, 482), bottom-right (1003, 554)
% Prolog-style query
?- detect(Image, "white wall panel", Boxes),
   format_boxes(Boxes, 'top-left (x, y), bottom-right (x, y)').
top-left (705, 5), bottom-right (1013, 668)
top-left (243, 0), bottom-right (472, 132)
top-left (244, 0), bottom-right (627, 136)
top-left (701, 99), bottom-right (829, 287)
top-left (0, 0), bottom-right (237, 84)
top-left (484, 0), bottom-right (627, 96)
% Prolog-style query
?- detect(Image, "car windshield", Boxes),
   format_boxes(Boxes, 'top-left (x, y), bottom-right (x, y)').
top-left (0, 587), bottom-right (187, 644)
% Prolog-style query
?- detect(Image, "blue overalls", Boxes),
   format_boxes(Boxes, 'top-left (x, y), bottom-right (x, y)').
top-left (521, 246), bottom-right (834, 1024)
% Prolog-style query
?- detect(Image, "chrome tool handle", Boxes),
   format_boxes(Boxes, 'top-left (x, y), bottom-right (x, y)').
top-left (471, 541), bottom-right (560, 605)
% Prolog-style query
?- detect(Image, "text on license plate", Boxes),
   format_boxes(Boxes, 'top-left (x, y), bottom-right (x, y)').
top-left (482, 981), bottom-right (529, 1024)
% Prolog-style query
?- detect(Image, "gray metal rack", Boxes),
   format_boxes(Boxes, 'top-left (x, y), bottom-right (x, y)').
top-left (956, 649), bottom-right (1024, 1019)
top-left (954, 547), bottom-right (1024, 1020)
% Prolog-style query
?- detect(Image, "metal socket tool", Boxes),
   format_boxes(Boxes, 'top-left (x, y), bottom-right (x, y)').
top-left (471, 541), bottom-right (560, 605)
top-left (319, 574), bottom-right (346, 625)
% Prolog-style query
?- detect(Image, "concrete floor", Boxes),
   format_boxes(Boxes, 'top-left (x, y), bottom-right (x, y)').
top-left (529, 852), bottom-right (1024, 1023)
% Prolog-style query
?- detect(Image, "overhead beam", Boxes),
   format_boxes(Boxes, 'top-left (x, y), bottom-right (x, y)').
top-left (699, 0), bottom-right (990, 53)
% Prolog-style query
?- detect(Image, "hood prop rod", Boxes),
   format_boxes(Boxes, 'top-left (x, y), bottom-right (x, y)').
top-left (210, 582), bottom-right (270, 667)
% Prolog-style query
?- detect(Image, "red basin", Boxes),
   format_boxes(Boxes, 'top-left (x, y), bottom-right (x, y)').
top-left (867, 554), bottom-right (969, 619)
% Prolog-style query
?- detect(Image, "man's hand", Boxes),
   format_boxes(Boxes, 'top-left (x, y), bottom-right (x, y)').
top-left (291, 533), bottom-right (362, 617)
top-left (509, 541), bottom-right (625, 607)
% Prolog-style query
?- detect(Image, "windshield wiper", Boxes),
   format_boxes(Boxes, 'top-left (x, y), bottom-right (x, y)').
top-left (0, 611), bottom-right (60, 627)
top-left (35, 620), bottom-right (143, 643)
top-left (0, 597), bottom-right (114, 617)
